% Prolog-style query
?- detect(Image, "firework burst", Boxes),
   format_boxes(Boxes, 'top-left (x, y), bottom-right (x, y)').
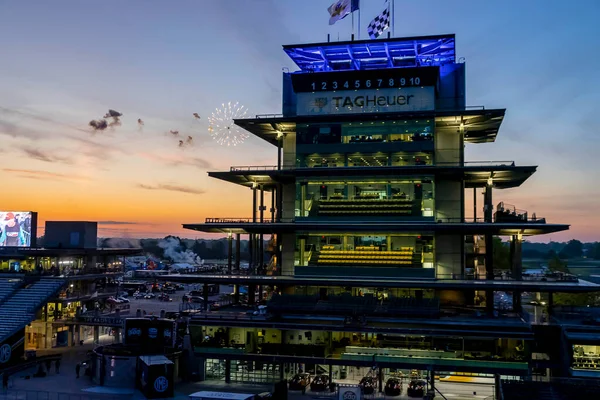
top-left (207, 102), bottom-right (249, 146)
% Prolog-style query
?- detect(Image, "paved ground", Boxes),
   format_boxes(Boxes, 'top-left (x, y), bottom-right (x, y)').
top-left (4, 340), bottom-right (494, 400)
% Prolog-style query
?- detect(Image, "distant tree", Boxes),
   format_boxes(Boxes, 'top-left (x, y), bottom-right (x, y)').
top-left (493, 237), bottom-right (511, 271)
top-left (558, 239), bottom-right (583, 259)
top-left (140, 239), bottom-right (164, 258)
top-left (192, 240), bottom-right (208, 258)
top-left (548, 254), bottom-right (569, 273)
top-left (553, 292), bottom-right (599, 307)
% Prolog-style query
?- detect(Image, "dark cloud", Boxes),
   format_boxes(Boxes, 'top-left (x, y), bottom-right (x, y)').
top-left (19, 146), bottom-right (73, 164)
top-left (89, 119), bottom-right (108, 131)
top-left (137, 183), bottom-right (205, 195)
top-left (3, 168), bottom-right (88, 181)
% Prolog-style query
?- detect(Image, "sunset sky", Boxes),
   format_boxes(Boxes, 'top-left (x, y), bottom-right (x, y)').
top-left (1, 0), bottom-right (599, 242)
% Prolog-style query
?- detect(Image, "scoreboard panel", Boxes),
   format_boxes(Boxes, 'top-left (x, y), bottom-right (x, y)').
top-left (290, 66), bottom-right (439, 93)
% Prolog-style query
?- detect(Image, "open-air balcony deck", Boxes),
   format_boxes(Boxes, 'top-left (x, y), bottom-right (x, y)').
top-left (186, 217), bottom-right (568, 236)
top-left (209, 161), bottom-right (535, 190)
top-left (158, 272), bottom-right (600, 293)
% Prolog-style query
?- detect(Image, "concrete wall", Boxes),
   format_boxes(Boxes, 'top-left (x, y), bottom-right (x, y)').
top-left (281, 183), bottom-right (296, 222)
top-left (435, 234), bottom-right (463, 278)
top-left (435, 180), bottom-right (463, 221)
top-left (435, 129), bottom-right (462, 166)
top-left (281, 233), bottom-right (295, 276)
top-left (282, 132), bottom-right (296, 168)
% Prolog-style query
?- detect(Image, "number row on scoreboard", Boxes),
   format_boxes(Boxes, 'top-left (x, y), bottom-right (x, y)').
top-left (310, 77), bottom-right (422, 91)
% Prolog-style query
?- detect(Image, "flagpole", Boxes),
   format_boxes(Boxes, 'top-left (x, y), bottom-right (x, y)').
top-left (352, 9), bottom-right (355, 40)
top-left (391, 0), bottom-right (395, 37)
top-left (358, 5), bottom-right (361, 39)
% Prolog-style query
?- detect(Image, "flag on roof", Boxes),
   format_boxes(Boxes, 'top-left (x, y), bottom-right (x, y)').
top-left (327, 0), bottom-right (360, 26)
top-left (367, 0), bottom-right (391, 39)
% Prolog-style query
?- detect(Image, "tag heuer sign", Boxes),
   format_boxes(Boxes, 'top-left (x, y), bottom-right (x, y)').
top-left (342, 391), bottom-right (357, 400)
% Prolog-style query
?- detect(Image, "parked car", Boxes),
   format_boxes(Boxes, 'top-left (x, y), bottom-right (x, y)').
top-left (407, 379), bottom-right (426, 398)
top-left (144, 293), bottom-right (156, 299)
top-left (310, 374), bottom-right (330, 392)
top-left (384, 378), bottom-right (403, 396)
top-left (117, 296), bottom-right (130, 303)
top-left (158, 293), bottom-right (173, 302)
top-left (189, 296), bottom-right (204, 303)
top-left (163, 286), bottom-right (176, 294)
top-left (359, 376), bottom-right (376, 395)
top-left (133, 291), bottom-right (145, 299)
top-left (288, 373), bottom-right (311, 390)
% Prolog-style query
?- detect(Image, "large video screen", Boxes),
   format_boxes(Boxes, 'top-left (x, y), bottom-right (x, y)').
top-left (0, 211), bottom-right (36, 247)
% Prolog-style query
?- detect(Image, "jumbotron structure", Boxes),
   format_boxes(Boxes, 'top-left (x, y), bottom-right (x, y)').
top-left (178, 34), bottom-right (600, 393)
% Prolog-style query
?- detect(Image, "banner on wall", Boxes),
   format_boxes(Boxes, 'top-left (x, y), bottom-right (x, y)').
top-left (296, 87), bottom-right (435, 116)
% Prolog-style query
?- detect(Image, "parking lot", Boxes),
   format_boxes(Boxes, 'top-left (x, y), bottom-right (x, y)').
top-left (120, 283), bottom-right (231, 316)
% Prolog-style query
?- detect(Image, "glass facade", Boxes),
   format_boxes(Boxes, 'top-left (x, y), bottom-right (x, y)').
top-left (296, 119), bottom-right (434, 145)
top-left (294, 233), bottom-right (434, 269)
top-left (297, 152), bottom-right (432, 168)
top-left (295, 178), bottom-right (434, 218)
top-left (192, 325), bottom-right (529, 379)
top-left (572, 344), bottom-right (600, 371)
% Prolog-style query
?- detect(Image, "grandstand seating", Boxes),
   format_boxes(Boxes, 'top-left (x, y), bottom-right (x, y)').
top-left (317, 197), bottom-right (416, 216)
top-left (0, 278), bottom-right (23, 304)
top-left (313, 247), bottom-right (421, 267)
top-left (0, 278), bottom-right (66, 344)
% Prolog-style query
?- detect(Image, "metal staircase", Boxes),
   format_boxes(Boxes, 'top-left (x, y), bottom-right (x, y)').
top-left (0, 278), bottom-right (66, 344)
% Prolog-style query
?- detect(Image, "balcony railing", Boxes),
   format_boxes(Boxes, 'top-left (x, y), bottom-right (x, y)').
top-left (204, 216), bottom-right (546, 224)
top-left (205, 217), bottom-right (274, 224)
top-left (228, 161), bottom-right (516, 172)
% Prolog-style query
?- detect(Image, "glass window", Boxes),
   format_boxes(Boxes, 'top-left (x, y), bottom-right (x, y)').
top-left (297, 119), bottom-right (434, 146)
top-left (295, 179), bottom-right (434, 218)
top-left (295, 234), bottom-right (434, 269)
top-left (573, 345), bottom-right (600, 370)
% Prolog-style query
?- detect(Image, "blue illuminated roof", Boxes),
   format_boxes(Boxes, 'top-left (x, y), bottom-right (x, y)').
top-left (284, 34), bottom-right (455, 72)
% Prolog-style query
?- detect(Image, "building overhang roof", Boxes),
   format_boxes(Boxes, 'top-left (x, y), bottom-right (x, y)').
top-left (159, 274), bottom-right (598, 293)
top-left (234, 109), bottom-right (505, 146)
top-left (0, 247), bottom-right (142, 258)
top-left (183, 221), bottom-right (569, 236)
top-left (207, 164), bottom-right (536, 190)
top-left (283, 34), bottom-right (456, 72)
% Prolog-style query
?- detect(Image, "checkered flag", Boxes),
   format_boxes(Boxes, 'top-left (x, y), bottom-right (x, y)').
top-left (367, 1), bottom-right (390, 39)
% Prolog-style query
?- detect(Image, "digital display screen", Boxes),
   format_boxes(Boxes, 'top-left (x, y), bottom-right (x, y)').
top-left (0, 211), bottom-right (36, 247)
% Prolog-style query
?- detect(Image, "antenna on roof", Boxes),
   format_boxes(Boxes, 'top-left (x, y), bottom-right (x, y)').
top-left (327, 34), bottom-right (330, 43)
